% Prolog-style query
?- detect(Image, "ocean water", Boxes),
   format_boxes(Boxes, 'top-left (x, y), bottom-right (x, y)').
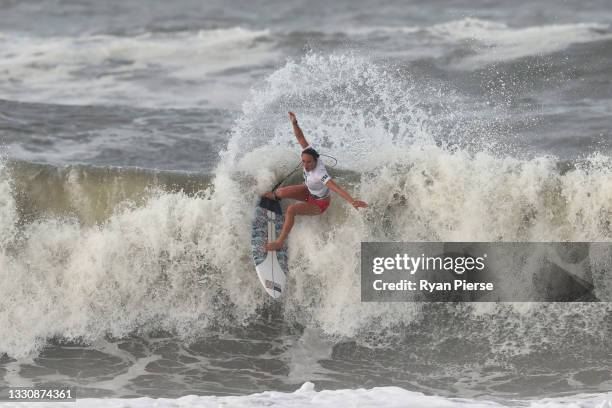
top-left (1, 0), bottom-right (612, 407)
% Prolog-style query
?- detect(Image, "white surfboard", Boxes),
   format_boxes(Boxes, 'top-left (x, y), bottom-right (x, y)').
top-left (251, 197), bottom-right (288, 298)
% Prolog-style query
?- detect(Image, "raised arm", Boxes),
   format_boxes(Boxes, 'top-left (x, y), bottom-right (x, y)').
top-left (326, 179), bottom-right (368, 209)
top-left (288, 112), bottom-right (309, 149)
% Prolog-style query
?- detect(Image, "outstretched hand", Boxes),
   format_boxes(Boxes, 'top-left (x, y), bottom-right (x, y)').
top-left (352, 200), bottom-right (368, 209)
top-left (288, 111), bottom-right (298, 124)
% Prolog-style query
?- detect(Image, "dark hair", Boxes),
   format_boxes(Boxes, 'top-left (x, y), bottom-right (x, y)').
top-left (302, 147), bottom-right (320, 160)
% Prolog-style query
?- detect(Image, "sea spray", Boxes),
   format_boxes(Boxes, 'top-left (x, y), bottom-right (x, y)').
top-left (0, 53), bottom-right (611, 360)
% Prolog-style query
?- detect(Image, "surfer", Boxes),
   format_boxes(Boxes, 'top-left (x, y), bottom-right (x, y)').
top-left (264, 112), bottom-right (368, 251)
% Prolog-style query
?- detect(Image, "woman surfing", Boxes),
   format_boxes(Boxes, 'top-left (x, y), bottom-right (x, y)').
top-left (264, 112), bottom-right (368, 251)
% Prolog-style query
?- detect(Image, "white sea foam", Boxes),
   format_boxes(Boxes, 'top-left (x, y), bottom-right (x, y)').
top-left (1, 54), bottom-right (611, 360)
top-left (0, 27), bottom-right (275, 108)
top-left (354, 18), bottom-right (612, 68)
top-left (0, 384), bottom-right (609, 408)
top-left (429, 18), bottom-right (612, 68)
top-left (2, 19), bottom-right (609, 109)
top-left (0, 159), bottom-right (16, 249)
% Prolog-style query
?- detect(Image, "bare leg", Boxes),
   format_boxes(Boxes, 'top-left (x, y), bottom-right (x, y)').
top-left (266, 202), bottom-right (321, 251)
top-left (263, 184), bottom-right (309, 202)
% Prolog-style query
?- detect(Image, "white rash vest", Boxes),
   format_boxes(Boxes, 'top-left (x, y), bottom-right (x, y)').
top-left (302, 146), bottom-right (331, 198)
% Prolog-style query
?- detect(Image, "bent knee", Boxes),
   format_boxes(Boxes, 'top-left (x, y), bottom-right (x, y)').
top-left (274, 187), bottom-right (287, 199)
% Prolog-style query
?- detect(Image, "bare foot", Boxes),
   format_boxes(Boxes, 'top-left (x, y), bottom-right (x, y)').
top-left (265, 240), bottom-right (284, 251)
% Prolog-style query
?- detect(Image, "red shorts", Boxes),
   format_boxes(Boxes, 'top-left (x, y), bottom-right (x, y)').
top-left (306, 192), bottom-right (330, 213)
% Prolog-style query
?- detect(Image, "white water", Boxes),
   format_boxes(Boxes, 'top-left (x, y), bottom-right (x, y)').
top-left (0, 383), bottom-right (609, 408)
top-left (0, 27), bottom-right (275, 109)
top-left (2, 19), bottom-right (611, 109)
top-left (352, 18), bottom-right (612, 68)
top-left (1, 53), bottom-right (611, 362)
